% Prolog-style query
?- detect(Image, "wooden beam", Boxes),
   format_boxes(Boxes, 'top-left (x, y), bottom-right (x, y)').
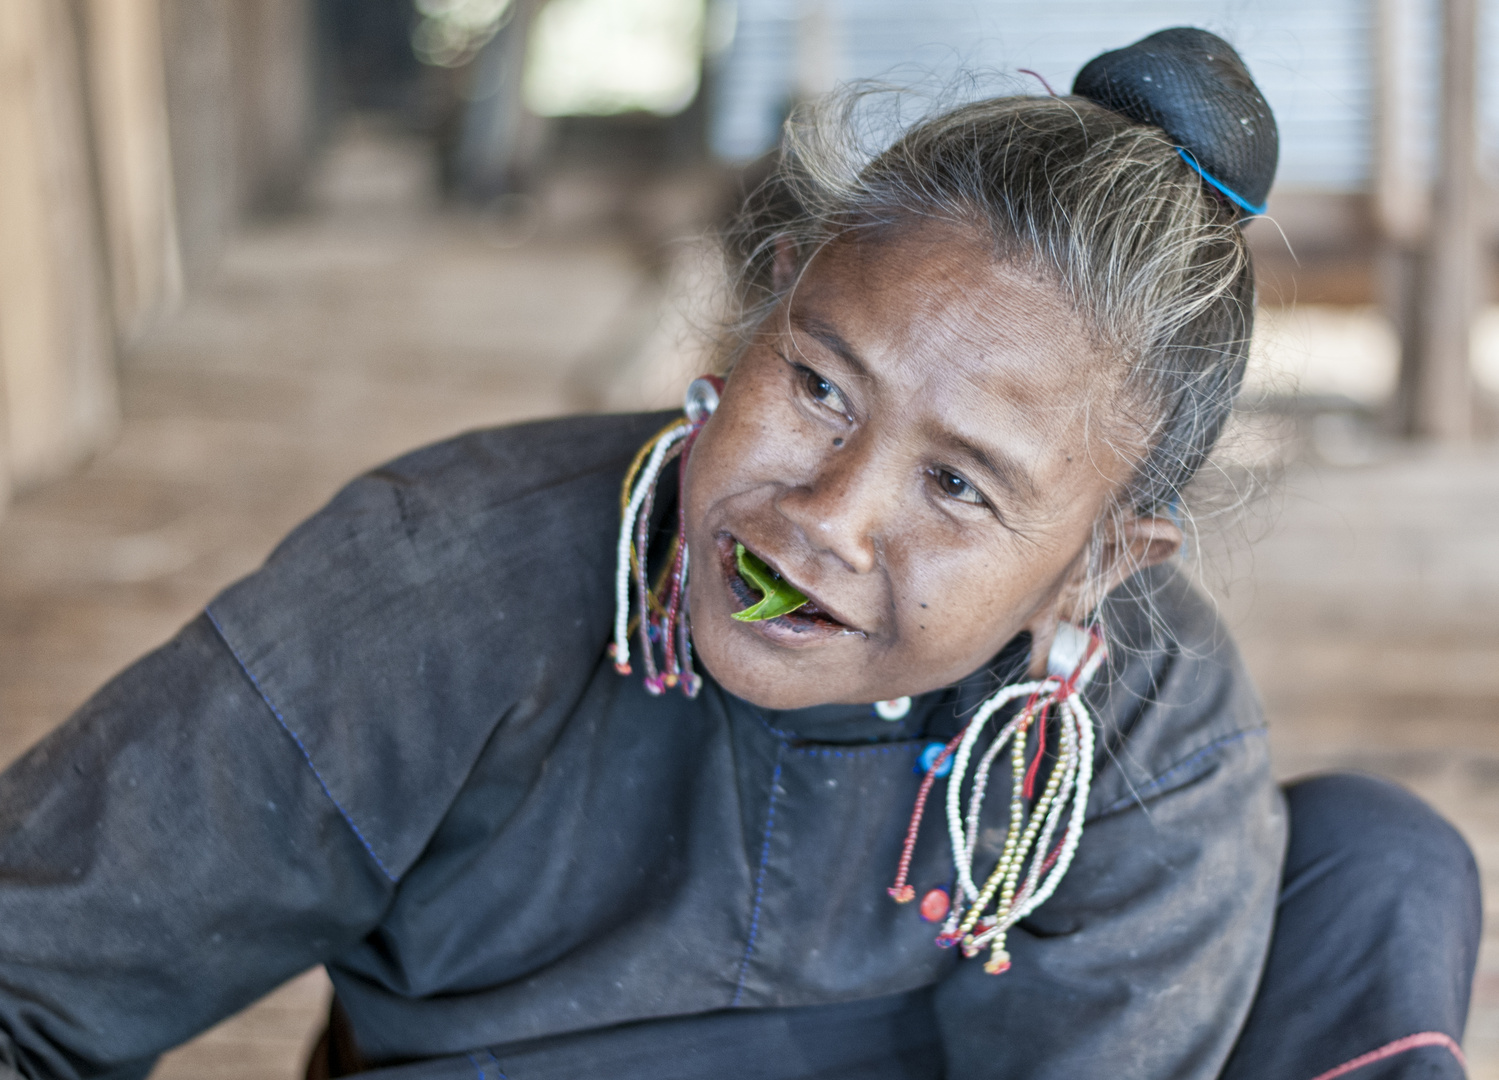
top-left (0, 0), bottom-right (117, 508)
top-left (229, 0), bottom-right (316, 214)
top-left (1373, 0), bottom-right (1426, 247)
top-left (1410, 0), bottom-right (1482, 439)
top-left (455, 0), bottom-right (547, 200)
top-left (159, 0), bottom-right (236, 283)
top-left (84, 0), bottom-right (184, 340)
top-left (1375, 0), bottom-right (1424, 428)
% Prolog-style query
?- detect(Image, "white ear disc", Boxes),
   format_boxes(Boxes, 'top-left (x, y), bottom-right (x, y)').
top-left (684, 377), bottom-right (721, 423)
top-left (1046, 623), bottom-right (1091, 679)
top-left (874, 696), bottom-right (912, 721)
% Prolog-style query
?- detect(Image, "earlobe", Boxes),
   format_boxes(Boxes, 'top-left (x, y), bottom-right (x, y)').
top-left (1023, 548), bottom-right (1091, 676)
top-left (1023, 613), bottom-right (1060, 678)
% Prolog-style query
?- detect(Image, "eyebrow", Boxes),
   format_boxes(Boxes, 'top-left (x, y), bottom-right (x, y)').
top-left (789, 314), bottom-right (872, 384)
top-left (948, 434), bottom-right (1036, 501)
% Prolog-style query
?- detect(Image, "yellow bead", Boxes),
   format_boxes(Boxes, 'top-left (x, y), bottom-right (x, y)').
top-left (983, 949), bottom-right (1012, 975)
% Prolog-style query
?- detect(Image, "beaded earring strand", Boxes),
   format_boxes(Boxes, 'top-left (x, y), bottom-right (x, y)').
top-left (609, 376), bottom-right (723, 698)
top-left (888, 623), bottom-right (1106, 975)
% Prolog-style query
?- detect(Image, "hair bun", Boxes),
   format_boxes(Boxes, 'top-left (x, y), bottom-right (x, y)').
top-left (1072, 27), bottom-right (1277, 216)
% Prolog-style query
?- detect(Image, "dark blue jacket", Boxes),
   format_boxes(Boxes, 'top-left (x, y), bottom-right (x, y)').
top-left (0, 413), bottom-right (1284, 1079)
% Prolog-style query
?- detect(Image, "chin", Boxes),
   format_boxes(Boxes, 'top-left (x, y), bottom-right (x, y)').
top-left (688, 610), bottom-right (860, 709)
top-left (695, 651), bottom-right (849, 710)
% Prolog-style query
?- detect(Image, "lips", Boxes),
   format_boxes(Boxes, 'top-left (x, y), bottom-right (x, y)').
top-left (718, 534), bottom-right (859, 635)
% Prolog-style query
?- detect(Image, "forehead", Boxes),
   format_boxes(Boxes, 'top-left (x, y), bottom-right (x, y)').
top-left (789, 222), bottom-right (1120, 448)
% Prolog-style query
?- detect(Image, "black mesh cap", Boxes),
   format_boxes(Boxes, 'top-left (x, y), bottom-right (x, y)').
top-left (1072, 27), bottom-right (1277, 215)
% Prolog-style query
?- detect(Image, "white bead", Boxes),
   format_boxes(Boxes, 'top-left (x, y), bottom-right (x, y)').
top-left (613, 423), bottom-right (691, 674)
top-left (874, 696), bottom-right (912, 721)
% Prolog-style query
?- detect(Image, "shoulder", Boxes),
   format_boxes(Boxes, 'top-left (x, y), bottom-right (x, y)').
top-left (227, 410), bottom-right (672, 620)
top-left (1085, 563), bottom-right (1272, 821)
top-left (261, 411), bottom-right (673, 572)
top-left (204, 411), bottom-right (673, 879)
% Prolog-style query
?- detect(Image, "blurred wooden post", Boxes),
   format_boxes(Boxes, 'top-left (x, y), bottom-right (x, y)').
top-left (794, 0), bottom-right (838, 102)
top-left (455, 0), bottom-right (547, 200)
top-left (159, 0), bottom-right (236, 283)
top-left (229, 0), bottom-right (317, 214)
top-left (1374, 0), bottom-right (1425, 426)
top-left (158, 0), bottom-right (316, 282)
top-left (83, 0), bottom-right (184, 340)
top-left (1407, 0), bottom-right (1482, 439)
top-left (0, 0), bottom-right (118, 513)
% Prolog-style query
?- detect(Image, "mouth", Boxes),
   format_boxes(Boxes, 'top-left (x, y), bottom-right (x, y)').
top-left (717, 533), bottom-right (864, 639)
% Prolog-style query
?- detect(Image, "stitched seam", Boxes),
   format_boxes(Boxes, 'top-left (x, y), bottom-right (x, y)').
top-left (1098, 728), bottom-right (1263, 817)
top-left (205, 607), bottom-right (397, 882)
top-left (1305, 1031), bottom-right (1465, 1080)
top-left (791, 744), bottom-right (921, 759)
top-left (754, 712), bottom-right (797, 740)
top-left (732, 741), bottom-right (785, 1007)
top-left (754, 711), bottom-right (926, 758)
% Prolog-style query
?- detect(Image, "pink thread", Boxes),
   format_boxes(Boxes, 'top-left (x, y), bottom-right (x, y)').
top-left (888, 732), bottom-right (965, 902)
top-left (1022, 700), bottom-right (1050, 798)
top-left (1017, 68), bottom-right (1057, 96)
top-left (659, 426), bottom-right (701, 681)
top-left (1306, 1032), bottom-right (1465, 1080)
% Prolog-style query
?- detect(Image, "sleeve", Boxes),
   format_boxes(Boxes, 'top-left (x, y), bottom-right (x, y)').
top-left (0, 414), bottom-right (653, 1079)
top-left (934, 726), bottom-right (1286, 1080)
top-left (0, 614), bottom-right (395, 1080)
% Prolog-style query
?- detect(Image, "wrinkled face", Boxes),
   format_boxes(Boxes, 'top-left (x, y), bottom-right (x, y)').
top-left (684, 222), bottom-right (1145, 709)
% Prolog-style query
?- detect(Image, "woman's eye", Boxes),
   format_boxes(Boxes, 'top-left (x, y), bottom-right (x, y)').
top-left (934, 468), bottom-right (986, 506)
top-left (796, 365), bottom-right (848, 415)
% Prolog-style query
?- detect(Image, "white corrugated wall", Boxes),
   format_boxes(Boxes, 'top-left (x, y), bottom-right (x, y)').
top-left (710, 0), bottom-right (1499, 194)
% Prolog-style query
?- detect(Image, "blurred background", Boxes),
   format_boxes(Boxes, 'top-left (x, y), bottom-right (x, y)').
top-left (2, 0), bottom-right (1498, 1075)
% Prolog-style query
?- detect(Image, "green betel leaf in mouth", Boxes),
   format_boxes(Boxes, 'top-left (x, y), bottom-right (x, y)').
top-left (732, 542), bottom-right (809, 622)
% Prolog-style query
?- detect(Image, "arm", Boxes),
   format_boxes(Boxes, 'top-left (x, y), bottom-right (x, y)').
top-left (935, 728), bottom-right (1285, 1080)
top-left (0, 614), bottom-right (394, 1079)
top-left (0, 414), bottom-right (701, 1076)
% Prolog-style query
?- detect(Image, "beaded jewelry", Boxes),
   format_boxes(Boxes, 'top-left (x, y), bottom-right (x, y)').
top-left (888, 623), bottom-right (1106, 975)
top-left (609, 376), bottom-right (723, 697)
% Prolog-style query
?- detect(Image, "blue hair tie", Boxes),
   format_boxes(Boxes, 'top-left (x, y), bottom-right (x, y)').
top-left (1177, 147), bottom-right (1266, 217)
top-left (1074, 29), bottom-right (1278, 220)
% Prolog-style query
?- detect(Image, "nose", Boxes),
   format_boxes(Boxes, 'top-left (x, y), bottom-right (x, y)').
top-left (775, 441), bottom-right (885, 575)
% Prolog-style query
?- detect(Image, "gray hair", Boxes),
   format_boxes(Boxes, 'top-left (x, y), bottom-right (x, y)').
top-left (719, 91), bottom-right (1254, 560)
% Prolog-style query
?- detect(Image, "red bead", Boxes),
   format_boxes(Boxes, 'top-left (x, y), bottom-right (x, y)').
top-left (919, 888), bottom-right (950, 923)
top-left (888, 885), bottom-right (915, 904)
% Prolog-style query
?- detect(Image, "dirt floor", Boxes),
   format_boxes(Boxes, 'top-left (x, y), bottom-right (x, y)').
top-left (2, 129), bottom-right (1498, 1077)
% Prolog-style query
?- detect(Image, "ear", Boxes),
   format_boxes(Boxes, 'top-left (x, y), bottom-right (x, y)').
top-left (1022, 514), bottom-right (1183, 677)
top-left (771, 236), bottom-right (798, 293)
top-left (1108, 515), bottom-right (1185, 583)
